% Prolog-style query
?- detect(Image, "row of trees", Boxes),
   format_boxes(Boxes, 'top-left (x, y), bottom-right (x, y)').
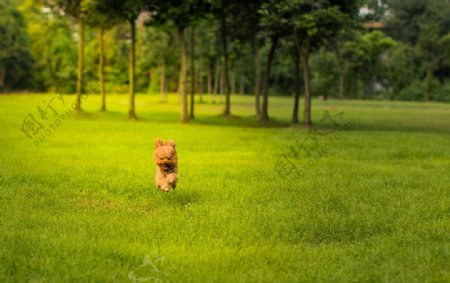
top-left (2, 0), bottom-right (450, 125)
top-left (74, 0), bottom-right (359, 125)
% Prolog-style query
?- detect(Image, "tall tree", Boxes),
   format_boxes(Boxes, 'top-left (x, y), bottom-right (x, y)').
top-left (52, 0), bottom-right (86, 111)
top-left (94, 0), bottom-right (145, 119)
top-left (292, 47), bottom-right (301, 124)
top-left (148, 0), bottom-right (210, 123)
top-left (82, 0), bottom-right (118, 111)
top-left (138, 26), bottom-right (173, 102)
top-left (193, 20), bottom-right (214, 104)
top-left (384, 42), bottom-right (418, 100)
top-left (254, 36), bottom-right (262, 116)
top-left (343, 31), bottom-right (396, 98)
top-left (331, 24), bottom-right (357, 100)
top-left (258, 0), bottom-right (291, 122)
top-left (221, 0), bottom-right (264, 117)
top-left (291, 0), bottom-right (357, 126)
top-left (260, 36), bottom-right (278, 122)
top-left (215, 2), bottom-right (232, 116)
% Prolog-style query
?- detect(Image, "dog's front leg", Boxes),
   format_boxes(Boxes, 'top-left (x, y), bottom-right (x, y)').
top-left (166, 173), bottom-right (178, 184)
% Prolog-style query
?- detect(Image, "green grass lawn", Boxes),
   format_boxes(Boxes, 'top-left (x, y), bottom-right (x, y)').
top-left (0, 93), bottom-right (449, 282)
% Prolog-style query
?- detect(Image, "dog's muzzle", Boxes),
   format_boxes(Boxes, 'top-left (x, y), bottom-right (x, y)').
top-left (161, 163), bottom-right (173, 171)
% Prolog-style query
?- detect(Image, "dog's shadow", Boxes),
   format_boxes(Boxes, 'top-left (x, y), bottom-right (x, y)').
top-left (149, 187), bottom-right (200, 207)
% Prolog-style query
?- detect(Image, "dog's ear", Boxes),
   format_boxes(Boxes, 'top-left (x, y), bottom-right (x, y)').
top-left (165, 140), bottom-right (176, 149)
top-left (155, 139), bottom-right (164, 149)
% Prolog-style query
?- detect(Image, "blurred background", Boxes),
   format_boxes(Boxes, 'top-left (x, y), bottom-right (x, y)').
top-left (1, 0), bottom-right (449, 104)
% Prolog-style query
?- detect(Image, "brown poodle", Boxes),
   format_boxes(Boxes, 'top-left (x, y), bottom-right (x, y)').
top-left (154, 139), bottom-right (178, 192)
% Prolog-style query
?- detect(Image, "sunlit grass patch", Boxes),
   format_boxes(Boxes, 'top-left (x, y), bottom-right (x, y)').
top-left (0, 93), bottom-right (449, 282)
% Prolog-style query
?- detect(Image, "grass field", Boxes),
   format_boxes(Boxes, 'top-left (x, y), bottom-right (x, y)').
top-left (0, 93), bottom-right (449, 282)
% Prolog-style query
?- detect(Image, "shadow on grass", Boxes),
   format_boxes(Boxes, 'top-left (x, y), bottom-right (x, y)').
top-left (190, 115), bottom-right (448, 133)
top-left (98, 110), bottom-right (292, 129)
top-left (189, 115), bottom-right (290, 128)
top-left (71, 110), bottom-right (180, 123)
top-left (311, 120), bottom-right (449, 134)
top-left (70, 108), bottom-right (449, 134)
top-left (72, 109), bottom-right (126, 120)
top-left (158, 189), bottom-right (200, 207)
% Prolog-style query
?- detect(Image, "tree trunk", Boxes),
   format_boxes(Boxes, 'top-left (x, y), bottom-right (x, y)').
top-left (335, 47), bottom-right (345, 100)
top-left (292, 49), bottom-right (301, 124)
top-left (213, 61), bottom-right (219, 95)
top-left (189, 27), bottom-right (196, 119)
top-left (239, 71), bottom-right (244, 95)
top-left (338, 61), bottom-right (345, 99)
top-left (128, 20), bottom-right (137, 119)
top-left (0, 67), bottom-right (5, 91)
top-left (177, 27), bottom-right (188, 123)
top-left (213, 62), bottom-right (220, 103)
top-left (260, 36), bottom-right (278, 122)
top-left (354, 72), bottom-right (360, 99)
top-left (425, 63), bottom-right (432, 101)
top-left (99, 27), bottom-right (106, 111)
top-left (160, 60), bottom-right (166, 103)
top-left (76, 20), bottom-right (84, 111)
top-left (301, 40), bottom-right (312, 126)
top-left (219, 66), bottom-right (224, 96)
top-left (294, 30), bottom-right (312, 126)
top-left (221, 14), bottom-right (231, 116)
top-left (199, 75), bottom-right (204, 103)
top-left (231, 69), bottom-right (236, 94)
top-left (213, 60), bottom-right (219, 98)
top-left (254, 36), bottom-right (261, 117)
top-left (370, 72), bottom-right (376, 99)
top-left (207, 63), bottom-right (212, 95)
top-left (389, 88), bottom-right (394, 100)
top-left (198, 62), bottom-right (203, 103)
top-left (148, 68), bottom-right (155, 91)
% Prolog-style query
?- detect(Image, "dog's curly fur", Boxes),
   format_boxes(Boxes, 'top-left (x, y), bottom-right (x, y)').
top-left (154, 139), bottom-right (178, 192)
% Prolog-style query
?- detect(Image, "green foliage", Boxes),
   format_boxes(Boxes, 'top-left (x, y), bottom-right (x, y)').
top-left (344, 31), bottom-right (397, 68)
top-left (93, 0), bottom-right (145, 23)
top-left (342, 31), bottom-right (396, 97)
top-left (290, 0), bottom-right (358, 48)
top-left (384, 42), bottom-right (419, 99)
top-left (51, 0), bottom-right (82, 19)
top-left (310, 50), bottom-right (338, 98)
top-left (81, 0), bottom-right (118, 28)
top-left (385, 0), bottom-right (450, 45)
top-left (103, 25), bottom-right (133, 92)
top-left (136, 27), bottom-right (179, 92)
top-left (399, 79), bottom-right (450, 102)
top-left (18, 0), bottom-right (77, 92)
top-left (258, 0), bottom-right (292, 39)
top-left (441, 33), bottom-right (450, 64)
top-left (148, 0), bottom-right (210, 30)
top-left (269, 42), bottom-right (295, 95)
top-left (0, 0), bottom-right (33, 90)
top-left (434, 81), bottom-right (450, 102)
top-left (223, 0), bottom-right (263, 45)
top-left (384, 0), bottom-right (450, 101)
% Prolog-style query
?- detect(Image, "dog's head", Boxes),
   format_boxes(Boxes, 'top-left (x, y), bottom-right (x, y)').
top-left (154, 139), bottom-right (178, 170)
